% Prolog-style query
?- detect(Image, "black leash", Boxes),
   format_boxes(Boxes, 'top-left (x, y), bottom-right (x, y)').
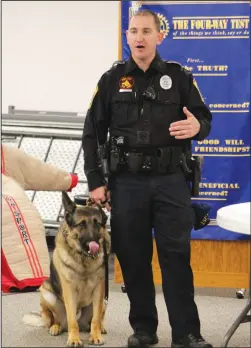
top-left (103, 240), bottom-right (109, 305)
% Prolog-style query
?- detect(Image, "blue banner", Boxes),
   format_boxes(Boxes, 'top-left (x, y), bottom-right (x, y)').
top-left (121, 1), bottom-right (250, 240)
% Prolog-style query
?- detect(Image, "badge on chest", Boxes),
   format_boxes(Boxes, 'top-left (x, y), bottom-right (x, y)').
top-left (160, 75), bottom-right (172, 90)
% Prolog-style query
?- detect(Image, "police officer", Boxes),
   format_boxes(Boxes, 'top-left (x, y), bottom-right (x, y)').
top-left (82, 9), bottom-right (213, 348)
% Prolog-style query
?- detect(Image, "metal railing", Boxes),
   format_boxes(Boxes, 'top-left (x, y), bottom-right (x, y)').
top-left (2, 106), bottom-right (112, 236)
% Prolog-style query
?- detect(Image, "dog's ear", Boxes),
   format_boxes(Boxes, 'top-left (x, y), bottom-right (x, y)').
top-left (62, 192), bottom-right (76, 213)
top-left (62, 191), bottom-right (76, 226)
top-left (95, 204), bottom-right (108, 226)
top-left (101, 208), bottom-right (108, 227)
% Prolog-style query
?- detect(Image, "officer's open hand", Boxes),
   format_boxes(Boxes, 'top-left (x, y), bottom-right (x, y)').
top-left (90, 186), bottom-right (111, 211)
top-left (169, 107), bottom-right (200, 139)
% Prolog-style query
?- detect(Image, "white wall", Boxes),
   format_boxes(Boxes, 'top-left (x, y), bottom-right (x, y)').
top-left (2, 1), bottom-right (120, 113)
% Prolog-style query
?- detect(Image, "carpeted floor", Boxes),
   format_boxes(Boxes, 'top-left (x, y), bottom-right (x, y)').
top-left (2, 250), bottom-right (250, 347)
top-left (2, 282), bottom-right (250, 348)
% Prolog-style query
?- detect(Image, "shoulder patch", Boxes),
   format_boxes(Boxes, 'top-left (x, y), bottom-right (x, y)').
top-left (89, 85), bottom-right (98, 108)
top-left (112, 60), bottom-right (126, 67)
top-left (193, 78), bottom-right (205, 102)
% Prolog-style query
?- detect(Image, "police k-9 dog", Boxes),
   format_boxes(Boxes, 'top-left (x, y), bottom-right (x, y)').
top-left (23, 192), bottom-right (111, 347)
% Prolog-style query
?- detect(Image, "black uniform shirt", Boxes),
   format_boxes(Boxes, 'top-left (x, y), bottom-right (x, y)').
top-left (82, 53), bottom-right (212, 191)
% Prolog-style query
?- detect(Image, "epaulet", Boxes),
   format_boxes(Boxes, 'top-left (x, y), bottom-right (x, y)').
top-left (112, 60), bottom-right (126, 67)
top-left (165, 60), bottom-right (182, 67)
top-left (165, 60), bottom-right (191, 75)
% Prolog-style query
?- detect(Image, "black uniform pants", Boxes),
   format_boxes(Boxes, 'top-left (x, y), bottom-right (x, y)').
top-left (109, 168), bottom-right (201, 341)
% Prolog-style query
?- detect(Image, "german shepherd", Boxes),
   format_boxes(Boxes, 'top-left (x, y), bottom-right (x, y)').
top-left (23, 191), bottom-right (111, 347)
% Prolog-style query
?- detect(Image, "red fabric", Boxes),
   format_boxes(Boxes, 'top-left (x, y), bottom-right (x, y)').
top-left (67, 173), bottom-right (79, 191)
top-left (3, 195), bottom-right (44, 278)
top-left (1, 145), bottom-right (48, 293)
top-left (1, 249), bottom-right (48, 293)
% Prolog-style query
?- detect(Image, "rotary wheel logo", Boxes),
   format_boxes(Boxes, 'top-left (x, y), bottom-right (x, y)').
top-left (133, 1), bottom-right (142, 9)
top-left (157, 13), bottom-right (170, 39)
top-left (129, 1), bottom-right (142, 19)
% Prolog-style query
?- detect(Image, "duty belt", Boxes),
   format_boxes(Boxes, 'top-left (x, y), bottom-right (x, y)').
top-left (109, 146), bottom-right (183, 174)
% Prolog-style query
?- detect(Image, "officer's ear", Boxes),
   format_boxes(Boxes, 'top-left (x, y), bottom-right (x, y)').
top-left (126, 29), bottom-right (129, 43)
top-left (157, 31), bottom-right (164, 45)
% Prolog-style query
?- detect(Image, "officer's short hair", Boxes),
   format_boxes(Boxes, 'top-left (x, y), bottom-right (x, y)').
top-left (131, 9), bottom-right (161, 32)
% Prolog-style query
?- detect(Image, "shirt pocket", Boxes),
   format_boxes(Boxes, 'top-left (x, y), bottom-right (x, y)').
top-left (153, 90), bottom-right (182, 126)
top-left (111, 92), bottom-right (139, 127)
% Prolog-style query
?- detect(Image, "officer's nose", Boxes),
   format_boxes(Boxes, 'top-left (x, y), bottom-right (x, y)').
top-left (136, 33), bottom-right (144, 43)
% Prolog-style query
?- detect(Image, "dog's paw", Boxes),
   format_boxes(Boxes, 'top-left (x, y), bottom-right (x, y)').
top-left (88, 333), bottom-right (104, 346)
top-left (49, 324), bottom-right (62, 336)
top-left (67, 336), bottom-right (83, 347)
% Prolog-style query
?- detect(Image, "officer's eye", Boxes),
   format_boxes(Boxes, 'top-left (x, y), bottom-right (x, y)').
top-left (143, 29), bottom-right (151, 34)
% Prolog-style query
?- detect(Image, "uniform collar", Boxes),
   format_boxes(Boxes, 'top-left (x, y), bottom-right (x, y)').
top-left (125, 51), bottom-right (166, 75)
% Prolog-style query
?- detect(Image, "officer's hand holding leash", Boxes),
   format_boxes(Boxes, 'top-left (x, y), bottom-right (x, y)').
top-left (89, 187), bottom-right (111, 211)
top-left (169, 107), bottom-right (200, 139)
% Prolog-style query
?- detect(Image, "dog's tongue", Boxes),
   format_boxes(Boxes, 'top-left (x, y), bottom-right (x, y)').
top-left (89, 241), bottom-right (99, 255)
